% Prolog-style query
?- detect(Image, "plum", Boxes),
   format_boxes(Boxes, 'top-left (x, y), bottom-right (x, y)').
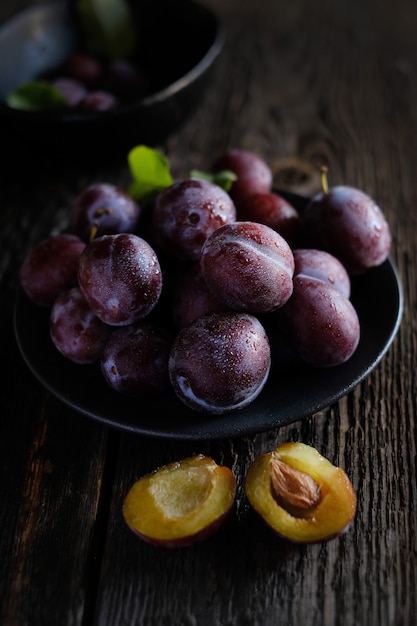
top-left (71, 182), bottom-right (141, 242)
top-left (101, 323), bottom-right (171, 395)
top-left (169, 311), bottom-right (271, 414)
top-left (52, 77), bottom-right (87, 107)
top-left (77, 90), bottom-right (119, 111)
top-left (20, 233), bottom-right (86, 307)
top-left (50, 287), bottom-right (111, 364)
top-left (245, 442), bottom-right (357, 543)
top-left (292, 248), bottom-right (352, 298)
top-left (277, 248), bottom-right (360, 367)
top-left (152, 178), bottom-right (236, 260)
top-left (211, 148), bottom-right (272, 204)
top-left (171, 263), bottom-right (229, 329)
top-left (123, 455), bottom-right (236, 547)
top-left (237, 191), bottom-right (302, 245)
top-left (78, 233), bottom-right (162, 326)
top-left (200, 221), bottom-right (294, 314)
top-left (302, 167), bottom-right (391, 274)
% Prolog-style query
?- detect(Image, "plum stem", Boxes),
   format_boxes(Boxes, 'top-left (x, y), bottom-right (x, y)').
top-left (320, 165), bottom-right (329, 194)
top-left (89, 207), bottom-right (112, 241)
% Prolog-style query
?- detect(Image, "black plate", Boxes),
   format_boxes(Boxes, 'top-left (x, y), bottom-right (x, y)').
top-left (14, 248), bottom-right (403, 440)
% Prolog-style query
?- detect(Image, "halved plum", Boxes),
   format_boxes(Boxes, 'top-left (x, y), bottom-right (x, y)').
top-left (245, 442), bottom-right (357, 543)
top-left (123, 455), bottom-right (236, 547)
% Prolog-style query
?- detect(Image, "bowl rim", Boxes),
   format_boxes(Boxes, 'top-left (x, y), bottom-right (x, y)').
top-left (0, 0), bottom-right (225, 121)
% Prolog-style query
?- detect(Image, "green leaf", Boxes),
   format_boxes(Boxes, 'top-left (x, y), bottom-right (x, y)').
top-left (6, 81), bottom-right (69, 111)
top-left (127, 145), bottom-right (173, 202)
top-left (190, 169), bottom-right (238, 192)
top-left (76, 0), bottom-right (137, 61)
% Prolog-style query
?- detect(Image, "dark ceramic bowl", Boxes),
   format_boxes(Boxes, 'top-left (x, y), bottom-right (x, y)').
top-left (0, 0), bottom-right (224, 162)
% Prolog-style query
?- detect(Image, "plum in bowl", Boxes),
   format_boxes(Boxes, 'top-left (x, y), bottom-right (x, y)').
top-left (0, 0), bottom-right (224, 162)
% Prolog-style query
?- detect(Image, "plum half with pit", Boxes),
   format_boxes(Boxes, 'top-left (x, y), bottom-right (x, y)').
top-left (245, 442), bottom-right (357, 543)
top-left (200, 221), bottom-right (294, 314)
top-left (123, 455), bottom-right (237, 547)
top-left (152, 178), bottom-right (236, 260)
top-left (169, 311), bottom-right (271, 414)
top-left (302, 167), bottom-right (391, 274)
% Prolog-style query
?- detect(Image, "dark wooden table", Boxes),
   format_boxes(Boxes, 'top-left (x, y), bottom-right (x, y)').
top-left (1, 0), bottom-right (416, 624)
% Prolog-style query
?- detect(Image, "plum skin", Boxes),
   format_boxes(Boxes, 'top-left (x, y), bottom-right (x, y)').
top-left (237, 191), bottom-right (302, 245)
top-left (70, 182), bottom-right (141, 243)
top-left (200, 221), bottom-right (295, 314)
top-left (152, 178), bottom-right (237, 260)
top-left (303, 185), bottom-right (391, 274)
top-left (50, 287), bottom-right (111, 364)
top-left (123, 455), bottom-right (237, 547)
top-left (279, 274), bottom-right (360, 367)
top-left (245, 442), bottom-right (357, 544)
top-left (211, 148), bottom-right (272, 204)
top-left (20, 233), bottom-right (86, 307)
top-left (292, 248), bottom-right (351, 298)
top-left (276, 248), bottom-right (360, 367)
top-left (78, 233), bottom-right (162, 326)
top-left (168, 312), bottom-right (271, 414)
top-left (101, 323), bottom-right (171, 395)
top-left (171, 263), bottom-right (229, 329)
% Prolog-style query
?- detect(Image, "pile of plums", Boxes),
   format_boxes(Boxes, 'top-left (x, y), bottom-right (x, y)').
top-left (18, 51), bottom-right (150, 112)
top-left (19, 149), bottom-right (392, 415)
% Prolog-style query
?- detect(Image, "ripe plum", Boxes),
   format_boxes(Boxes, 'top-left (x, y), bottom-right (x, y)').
top-left (63, 52), bottom-right (104, 86)
top-left (19, 52), bottom-right (152, 114)
top-left (71, 183), bottom-right (141, 242)
top-left (278, 249), bottom-right (360, 367)
top-left (292, 248), bottom-right (351, 298)
top-left (52, 78), bottom-right (87, 107)
top-left (237, 191), bottom-right (302, 246)
top-left (50, 287), bottom-right (111, 364)
top-left (20, 233), bottom-right (86, 307)
top-left (101, 323), bottom-right (171, 395)
top-left (200, 221), bottom-right (294, 313)
top-left (303, 168), bottom-right (391, 274)
top-left (172, 264), bottom-right (229, 329)
top-left (169, 312), bottom-right (271, 414)
top-left (211, 149), bottom-right (272, 204)
top-left (78, 233), bottom-right (162, 326)
top-left (152, 178), bottom-right (236, 260)
top-left (77, 90), bottom-right (119, 111)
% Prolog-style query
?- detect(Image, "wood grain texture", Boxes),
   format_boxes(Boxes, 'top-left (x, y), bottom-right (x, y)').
top-left (1, 0), bottom-right (417, 624)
